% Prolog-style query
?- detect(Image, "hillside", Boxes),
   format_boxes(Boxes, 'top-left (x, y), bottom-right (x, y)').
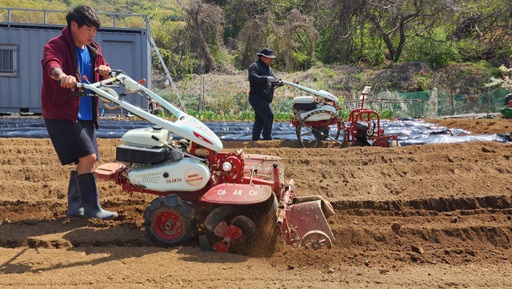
top-left (163, 61), bottom-right (489, 97)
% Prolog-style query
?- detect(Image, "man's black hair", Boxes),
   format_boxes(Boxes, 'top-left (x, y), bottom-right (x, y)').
top-left (66, 5), bottom-right (101, 29)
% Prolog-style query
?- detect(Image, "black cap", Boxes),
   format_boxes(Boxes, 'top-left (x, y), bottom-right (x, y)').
top-left (256, 48), bottom-right (276, 59)
top-left (505, 93), bottom-right (512, 105)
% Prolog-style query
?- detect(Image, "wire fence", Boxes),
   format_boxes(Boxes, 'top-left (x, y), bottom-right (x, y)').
top-left (156, 86), bottom-right (511, 119)
top-left (145, 71), bottom-right (512, 120)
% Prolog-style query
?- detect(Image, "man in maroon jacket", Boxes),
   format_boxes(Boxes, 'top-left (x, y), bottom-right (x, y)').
top-left (41, 5), bottom-right (117, 220)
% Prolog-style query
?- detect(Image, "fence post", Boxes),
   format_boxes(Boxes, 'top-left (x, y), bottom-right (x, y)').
top-left (200, 75), bottom-right (205, 111)
top-left (450, 90), bottom-right (455, 115)
top-left (487, 71), bottom-right (491, 114)
top-left (147, 29), bottom-right (186, 110)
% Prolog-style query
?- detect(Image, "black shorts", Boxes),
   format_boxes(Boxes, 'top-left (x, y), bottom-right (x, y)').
top-left (44, 119), bottom-right (99, 165)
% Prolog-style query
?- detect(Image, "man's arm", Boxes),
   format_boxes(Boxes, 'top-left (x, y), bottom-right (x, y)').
top-left (49, 66), bottom-right (63, 80)
top-left (41, 40), bottom-right (77, 89)
top-left (50, 67), bottom-right (77, 89)
top-left (248, 63), bottom-right (268, 84)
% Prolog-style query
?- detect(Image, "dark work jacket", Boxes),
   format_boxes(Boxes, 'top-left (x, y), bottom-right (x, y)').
top-left (41, 26), bottom-right (109, 128)
top-left (248, 58), bottom-right (276, 103)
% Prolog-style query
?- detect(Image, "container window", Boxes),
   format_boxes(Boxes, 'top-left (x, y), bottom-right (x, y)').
top-left (0, 45), bottom-right (17, 77)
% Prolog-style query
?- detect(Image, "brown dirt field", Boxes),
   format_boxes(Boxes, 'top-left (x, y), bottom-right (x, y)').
top-left (1, 117), bottom-right (512, 288)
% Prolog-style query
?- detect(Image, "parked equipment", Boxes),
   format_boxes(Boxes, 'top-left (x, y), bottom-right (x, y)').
top-left (346, 85), bottom-right (398, 147)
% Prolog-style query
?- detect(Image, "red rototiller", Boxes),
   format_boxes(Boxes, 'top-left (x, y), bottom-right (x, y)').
top-left (73, 70), bottom-right (335, 253)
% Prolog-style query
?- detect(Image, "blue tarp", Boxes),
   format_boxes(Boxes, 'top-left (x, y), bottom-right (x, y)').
top-left (0, 117), bottom-right (510, 145)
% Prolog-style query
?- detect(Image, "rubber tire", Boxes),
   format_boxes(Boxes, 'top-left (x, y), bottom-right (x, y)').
top-left (143, 195), bottom-right (197, 245)
top-left (296, 110), bottom-right (346, 148)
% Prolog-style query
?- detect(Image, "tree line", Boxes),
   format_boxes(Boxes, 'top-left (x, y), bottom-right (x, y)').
top-left (4, 0), bottom-right (512, 76)
top-left (156, 0), bottom-right (512, 76)
top-left (168, 0), bottom-right (512, 72)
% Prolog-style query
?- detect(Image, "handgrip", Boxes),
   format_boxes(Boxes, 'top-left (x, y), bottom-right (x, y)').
top-left (57, 77), bottom-right (81, 101)
top-left (55, 76), bottom-right (78, 87)
top-left (94, 68), bottom-right (113, 76)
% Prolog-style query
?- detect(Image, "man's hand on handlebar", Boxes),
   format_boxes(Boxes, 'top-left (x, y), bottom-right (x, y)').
top-left (57, 74), bottom-right (78, 90)
top-left (96, 65), bottom-right (112, 77)
top-left (267, 76), bottom-right (279, 84)
top-left (268, 76), bottom-right (283, 88)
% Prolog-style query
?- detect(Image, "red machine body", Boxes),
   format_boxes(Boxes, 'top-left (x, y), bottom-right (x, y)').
top-left (96, 150), bottom-right (335, 252)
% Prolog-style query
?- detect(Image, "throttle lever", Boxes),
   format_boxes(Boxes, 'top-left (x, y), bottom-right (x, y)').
top-left (61, 91), bottom-right (85, 101)
top-left (57, 78), bottom-right (85, 100)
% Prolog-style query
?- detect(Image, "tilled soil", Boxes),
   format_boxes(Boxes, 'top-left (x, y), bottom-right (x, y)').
top-left (1, 117), bottom-right (512, 288)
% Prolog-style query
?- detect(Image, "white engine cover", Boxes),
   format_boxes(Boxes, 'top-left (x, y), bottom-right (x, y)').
top-left (127, 158), bottom-right (210, 192)
top-left (121, 127), bottom-right (170, 147)
top-left (293, 95), bottom-right (315, 104)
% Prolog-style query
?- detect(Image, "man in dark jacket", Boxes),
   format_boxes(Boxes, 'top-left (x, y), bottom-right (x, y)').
top-left (248, 48), bottom-right (282, 140)
top-left (41, 5), bottom-right (117, 220)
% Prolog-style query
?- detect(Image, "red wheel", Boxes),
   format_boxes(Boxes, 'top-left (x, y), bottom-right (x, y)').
top-left (143, 195), bottom-right (196, 245)
top-left (153, 209), bottom-right (185, 241)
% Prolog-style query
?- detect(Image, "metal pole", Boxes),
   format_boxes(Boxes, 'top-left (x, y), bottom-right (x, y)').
top-left (487, 70), bottom-right (491, 116)
top-left (201, 75), bottom-right (205, 111)
top-left (147, 28), bottom-right (185, 110)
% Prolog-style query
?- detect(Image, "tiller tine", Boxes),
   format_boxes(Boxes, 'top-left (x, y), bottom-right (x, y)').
top-left (212, 223), bottom-right (243, 253)
top-left (278, 197), bottom-right (335, 250)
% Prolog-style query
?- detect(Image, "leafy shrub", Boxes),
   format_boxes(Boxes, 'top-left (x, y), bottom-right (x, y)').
top-left (405, 29), bottom-right (460, 68)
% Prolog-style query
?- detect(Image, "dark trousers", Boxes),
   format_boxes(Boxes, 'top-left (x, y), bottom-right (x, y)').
top-left (44, 119), bottom-right (98, 165)
top-left (249, 94), bottom-right (274, 140)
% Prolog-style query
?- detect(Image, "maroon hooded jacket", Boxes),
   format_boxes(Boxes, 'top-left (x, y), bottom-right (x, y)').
top-left (41, 26), bottom-right (109, 128)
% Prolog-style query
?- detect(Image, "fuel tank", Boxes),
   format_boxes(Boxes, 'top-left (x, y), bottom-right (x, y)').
top-left (126, 158), bottom-right (210, 192)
